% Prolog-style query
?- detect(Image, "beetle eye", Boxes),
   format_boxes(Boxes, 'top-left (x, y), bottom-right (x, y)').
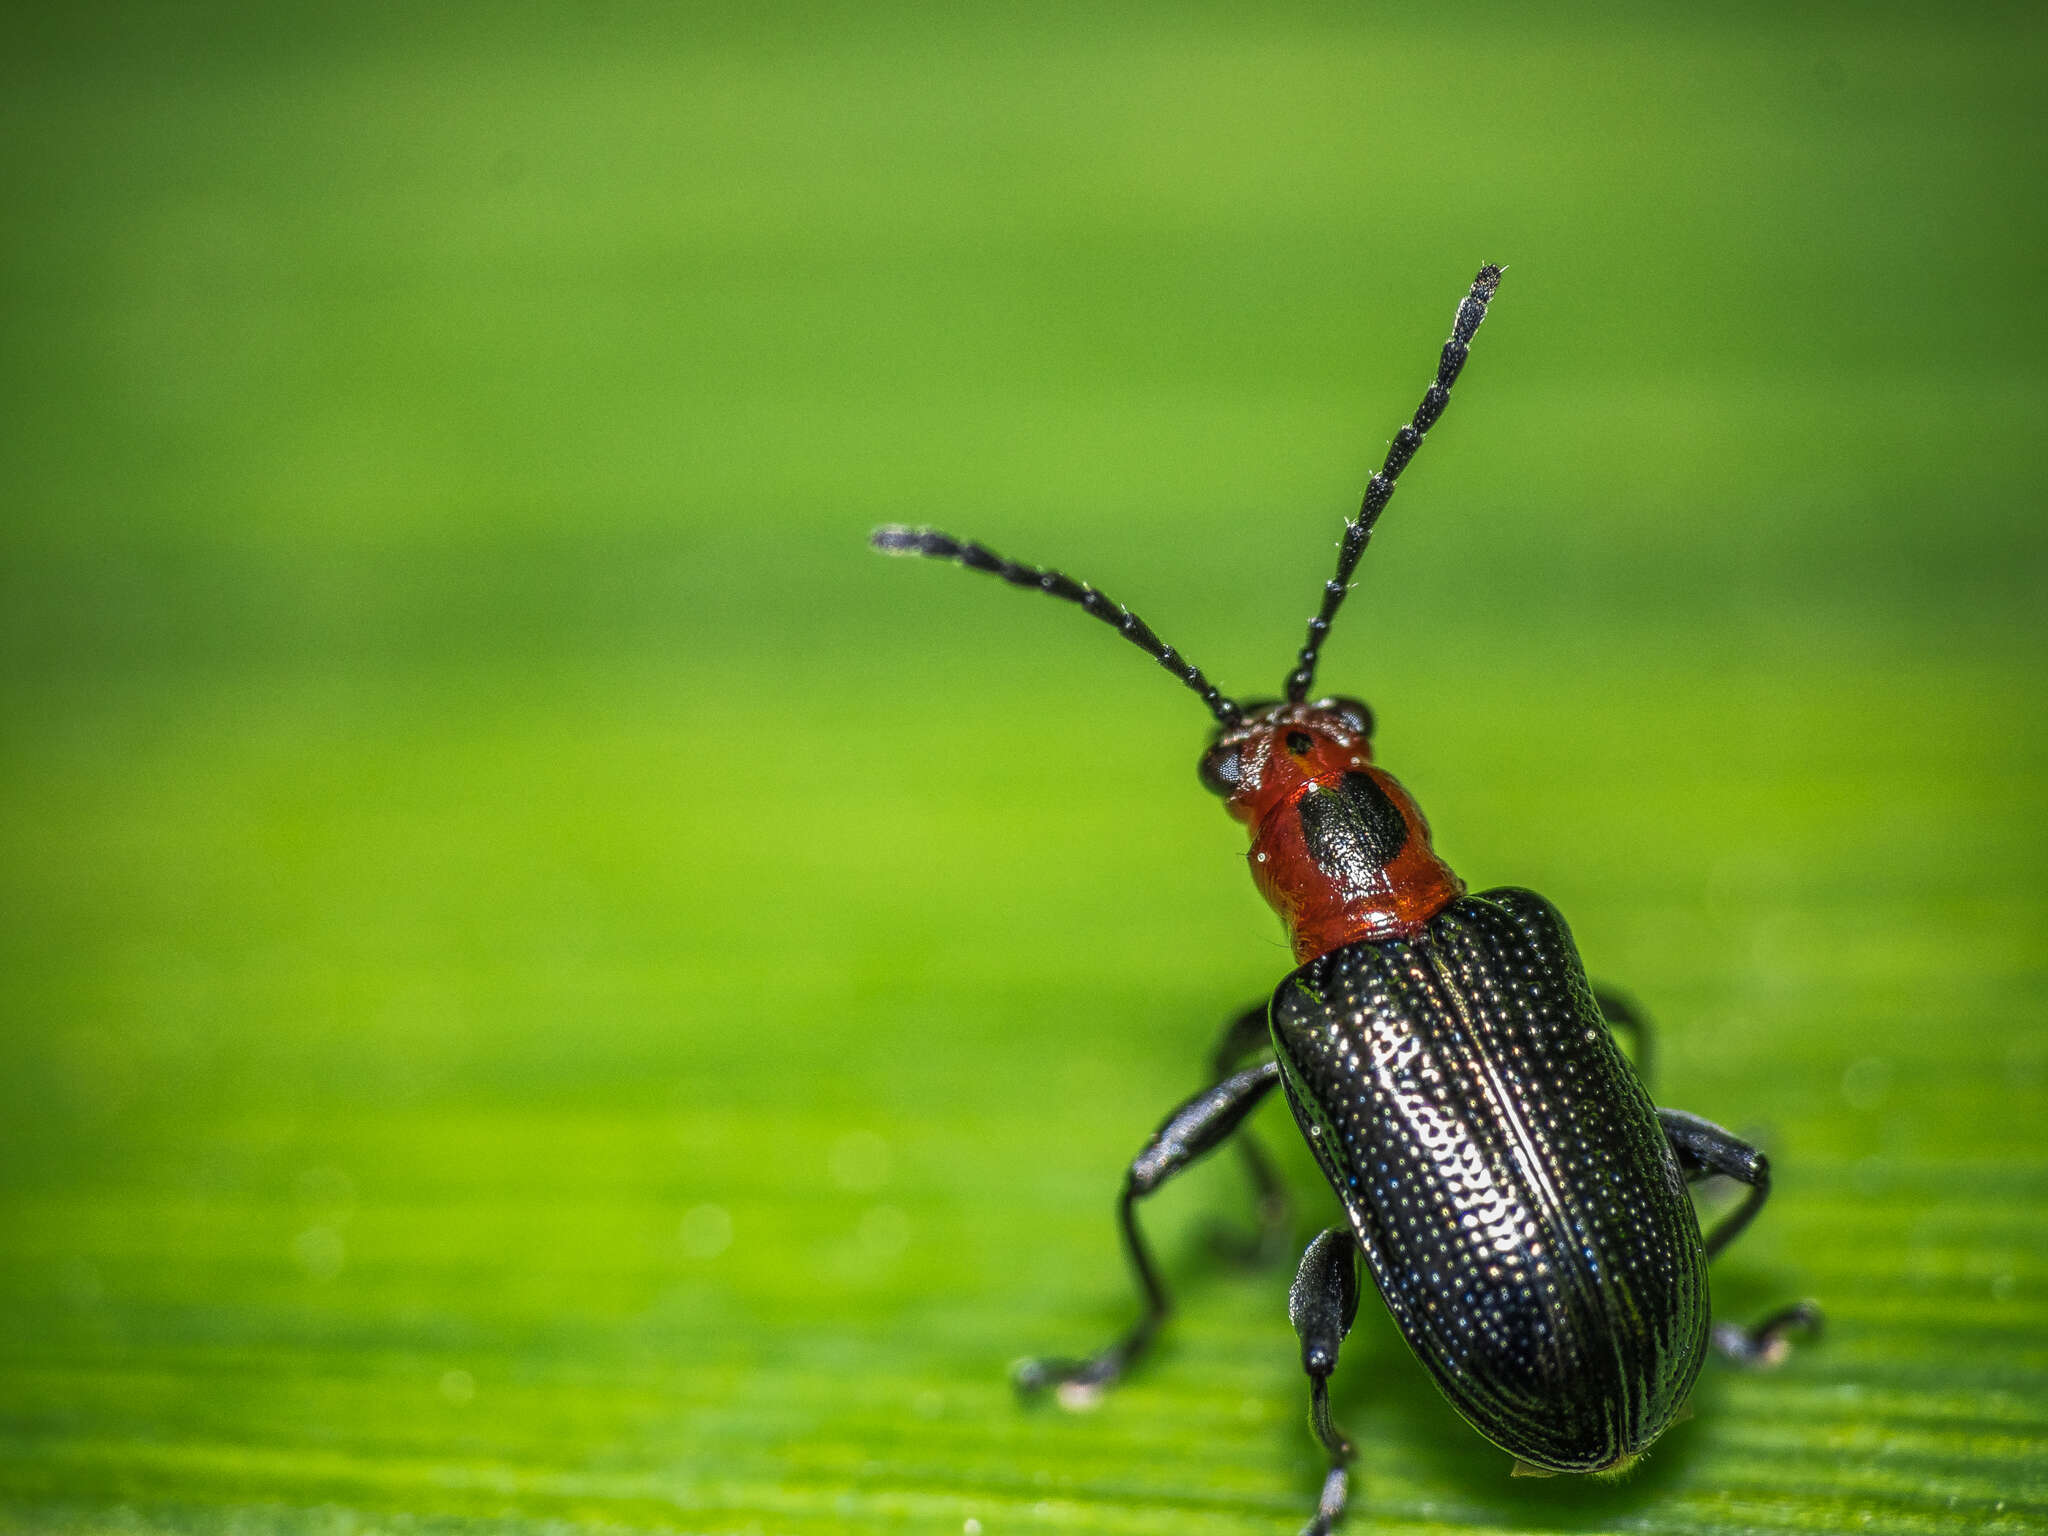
top-left (1198, 743), bottom-right (1242, 797)
top-left (1320, 696), bottom-right (1375, 738)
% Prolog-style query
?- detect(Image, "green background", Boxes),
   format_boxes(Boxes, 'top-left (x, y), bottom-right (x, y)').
top-left (3, 4), bottom-right (2043, 1533)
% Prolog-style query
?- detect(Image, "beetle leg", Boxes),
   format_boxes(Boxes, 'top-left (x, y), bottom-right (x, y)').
top-left (1207, 1001), bottom-right (1292, 1263)
top-left (1655, 1108), bottom-right (1770, 1259)
top-left (1016, 1060), bottom-right (1283, 1403)
top-left (1592, 983), bottom-right (1653, 1087)
top-left (1712, 1300), bottom-right (1823, 1365)
top-left (1289, 1228), bottom-right (1361, 1536)
top-left (1657, 1108), bottom-right (1823, 1366)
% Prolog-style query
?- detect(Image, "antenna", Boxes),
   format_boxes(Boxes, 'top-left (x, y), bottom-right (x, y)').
top-left (871, 526), bottom-right (1242, 725)
top-left (1284, 264), bottom-right (1503, 702)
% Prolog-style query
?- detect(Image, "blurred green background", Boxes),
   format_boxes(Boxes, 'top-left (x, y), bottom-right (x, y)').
top-left (2, 4), bottom-right (2043, 1533)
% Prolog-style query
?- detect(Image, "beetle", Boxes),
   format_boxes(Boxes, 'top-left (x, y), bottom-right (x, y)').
top-left (872, 265), bottom-right (1818, 1535)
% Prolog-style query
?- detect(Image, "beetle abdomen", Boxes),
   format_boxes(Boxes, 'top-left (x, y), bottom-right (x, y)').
top-left (1269, 888), bottom-right (1709, 1471)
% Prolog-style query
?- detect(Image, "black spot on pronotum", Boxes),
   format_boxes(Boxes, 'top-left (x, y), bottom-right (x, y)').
top-left (1298, 771), bottom-right (1409, 884)
top-left (1287, 731), bottom-right (1314, 755)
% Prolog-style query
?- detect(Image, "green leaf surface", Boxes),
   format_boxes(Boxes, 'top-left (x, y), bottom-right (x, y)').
top-left (3, 5), bottom-right (2044, 1534)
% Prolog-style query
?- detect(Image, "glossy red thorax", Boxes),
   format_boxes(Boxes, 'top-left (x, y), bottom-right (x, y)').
top-left (1199, 698), bottom-right (1464, 964)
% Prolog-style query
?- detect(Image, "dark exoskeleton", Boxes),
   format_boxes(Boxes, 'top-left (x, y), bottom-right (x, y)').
top-left (872, 265), bottom-right (1818, 1535)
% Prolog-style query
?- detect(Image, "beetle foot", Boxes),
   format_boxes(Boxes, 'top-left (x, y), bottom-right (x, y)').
top-left (1299, 1463), bottom-right (1348, 1536)
top-left (1713, 1300), bottom-right (1822, 1367)
top-left (1012, 1350), bottom-right (1125, 1407)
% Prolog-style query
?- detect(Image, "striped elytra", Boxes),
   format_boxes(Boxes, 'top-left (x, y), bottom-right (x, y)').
top-left (1270, 887), bottom-right (1710, 1471)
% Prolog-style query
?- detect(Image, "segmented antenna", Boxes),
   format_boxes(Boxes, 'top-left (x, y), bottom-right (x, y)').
top-left (871, 525), bottom-right (1242, 725)
top-left (1284, 264), bottom-right (1503, 702)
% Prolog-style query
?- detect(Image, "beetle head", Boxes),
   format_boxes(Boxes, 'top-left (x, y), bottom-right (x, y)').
top-left (1198, 697), bottom-right (1376, 823)
top-left (1199, 694), bottom-right (1463, 960)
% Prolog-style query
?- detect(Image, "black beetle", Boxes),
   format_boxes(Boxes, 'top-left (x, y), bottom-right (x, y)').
top-left (873, 265), bottom-right (1817, 1534)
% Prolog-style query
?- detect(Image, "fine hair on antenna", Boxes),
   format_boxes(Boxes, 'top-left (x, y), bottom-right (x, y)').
top-left (869, 525), bottom-right (1242, 725)
top-left (1284, 263), bottom-right (1502, 702)
top-left (872, 262), bottom-right (1504, 723)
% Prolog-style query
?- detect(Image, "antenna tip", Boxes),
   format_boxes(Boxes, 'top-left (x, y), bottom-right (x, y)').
top-left (1474, 263), bottom-right (1504, 295)
top-left (870, 524), bottom-right (925, 554)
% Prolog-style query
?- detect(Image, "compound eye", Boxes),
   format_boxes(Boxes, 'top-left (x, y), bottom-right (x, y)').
top-left (1320, 695), bottom-right (1375, 738)
top-left (1198, 742), bottom-right (1243, 798)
